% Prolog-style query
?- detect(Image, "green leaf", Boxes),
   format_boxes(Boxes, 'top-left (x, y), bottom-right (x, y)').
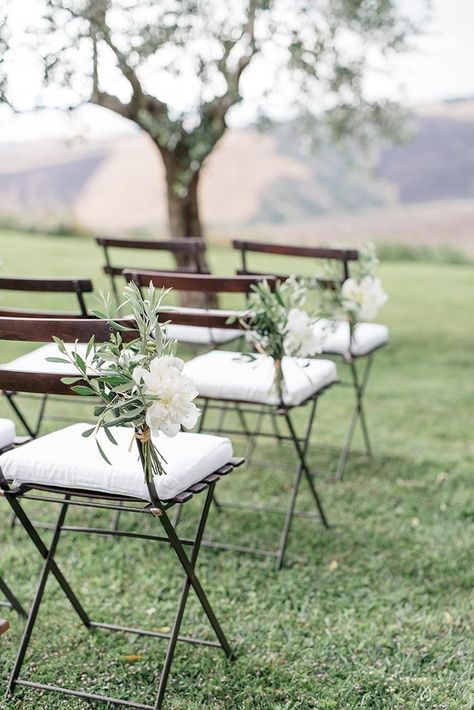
top-left (61, 376), bottom-right (83, 385)
top-left (71, 385), bottom-right (96, 396)
top-left (96, 439), bottom-right (112, 466)
top-left (46, 357), bottom-right (70, 364)
top-left (103, 426), bottom-right (118, 446)
top-left (52, 336), bottom-right (66, 354)
top-left (82, 427), bottom-right (95, 438)
top-left (86, 335), bottom-right (95, 360)
top-left (110, 320), bottom-right (134, 332)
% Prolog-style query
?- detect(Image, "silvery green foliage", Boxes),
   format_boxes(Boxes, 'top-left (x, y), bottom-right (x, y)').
top-left (241, 277), bottom-right (308, 362)
top-left (48, 281), bottom-right (177, 480)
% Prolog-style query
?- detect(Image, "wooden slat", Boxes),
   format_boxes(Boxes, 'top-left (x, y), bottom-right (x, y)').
top-left (125, 270), bottom-right (277, 294)
top-left (187, 482), bottom-right (208, 493)
top-left (105, 264), bottom-right (200, 277)
top-left (96, 236), bottom-right (206, 253)
top-left (229, 457), bottom-right (245, 468)
top-left (0, 309), bottom-right (94, 319)
top-left (172, 491), bottom-right (194, 504)
top-left (0, 316), bottom-right (138, 343)
top-left (215, 464), bottom-right (234, 476)
top-left (0, 277), bottom-right (93, 293)
top-left (159, 307), bottom-right (245, 329)
top-left (232, 239), bottom-right (359, 261)
top-left (235, 270), bottom-right (341, 288)
top-left (0, 370), bottom-right (86, 396)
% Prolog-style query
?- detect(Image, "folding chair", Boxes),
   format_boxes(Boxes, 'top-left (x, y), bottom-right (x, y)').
top-left (233, 239), bottom-right (389, 480)
top-left (0, 418), bottom-right (27, 618)
top-left (0, 315), bottom-right (242, 709)
top-left (125, 271), bottom-right (338, 570)
top-left (0, 276), bottom-right (94, 438)
top-left (96, 236), bottom-right (208, 304)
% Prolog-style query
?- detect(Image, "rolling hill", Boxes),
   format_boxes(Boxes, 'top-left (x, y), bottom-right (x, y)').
top-left (0, 98), bottom-right (473, 252)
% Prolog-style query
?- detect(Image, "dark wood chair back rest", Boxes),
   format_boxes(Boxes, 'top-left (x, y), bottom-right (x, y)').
top-left (0, 316), bottom-right (137, 395)
top-left (123, 270), bottom-right (277, 331)
top-left (0, 276), bottom-right (93, 318)
top-left (124, 270), bottom-right (276, 294)
top-left (232, 239), bottom-right (359, 282)
top-left (95, 236), bottom-right (208, 278)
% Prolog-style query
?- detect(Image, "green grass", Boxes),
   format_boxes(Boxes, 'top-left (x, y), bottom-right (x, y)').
top-left (0, 229), bottom-right (473, 709)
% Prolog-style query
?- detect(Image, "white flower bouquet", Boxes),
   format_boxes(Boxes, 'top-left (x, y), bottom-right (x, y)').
top-left (311, 242), bottom-right (388, 324)
top-left (48, 282), bottom-right (200, 482)
top-left (234, 278), bottom-right (325, 398)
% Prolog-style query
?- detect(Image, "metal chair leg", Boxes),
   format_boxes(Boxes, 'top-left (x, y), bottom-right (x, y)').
top-left (284, 410), bottom-right (329, 529)
top-left (5, 496), bottom-right (91, 696)
top-left (275, 401), bottom-right (329, 570)
top-left (158, 492), bottom-right (234, 661)
top-left (154, 484), bottom-right (233, 708)
top-left (275, 466), bottom-right (304, 571)
top-left (0, 577), bottom-right (27, 618)
top-left (335, 356), bottom-right (374, 481)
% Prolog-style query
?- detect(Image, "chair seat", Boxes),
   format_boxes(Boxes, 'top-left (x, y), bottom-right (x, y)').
top-left (0, 418), bottom-right (15, 451)
top-left (0, 423), bottom-right (233, 501)
top-left (165, 323), bottom-right (241, 346)
top-left (314, 320), bottom-right (389, 358)
top-left (184, 351), bottom-right (337, 406)
top-left (0, 342), bottom-right (92, 376)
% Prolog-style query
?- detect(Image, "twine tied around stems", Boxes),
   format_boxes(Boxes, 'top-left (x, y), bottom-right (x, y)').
top-left (129, 427), bottom-right (151, 452)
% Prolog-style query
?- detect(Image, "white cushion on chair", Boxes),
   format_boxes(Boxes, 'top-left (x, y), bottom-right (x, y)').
top-left (314, 320), bottom-right (389, 358)
top-left (0, 423), bottom-right (233, 501)
top-left (165, 323), bottom-right (241, 346)
top-left (184, 350), bottom-right (337, 406)
top-left (0, 419), bottom-right (15, 451)
top-left (0, 342), bottom-right (92, 376)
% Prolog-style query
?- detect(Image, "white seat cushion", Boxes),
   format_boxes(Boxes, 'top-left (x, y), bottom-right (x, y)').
top-left (314, 320), bottom-right (389, 358)
top-left (165, 323), bottom-right (241, 346)
top-left (184, 350), bottom-right (337, 407)
top-left (0, 419), bottom-right (15, 451)
top-left (0, 342), bottom-right (92, 376)
top-left (0, 423), bottom-right (233, 501)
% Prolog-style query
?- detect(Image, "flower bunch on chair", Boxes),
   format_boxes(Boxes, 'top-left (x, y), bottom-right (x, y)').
top-left (48, 282), bottom-right (200, 482)
top-left (312, 242), bottom-right (388, 323)
top-left (236, 278), bottom-right (325, 397)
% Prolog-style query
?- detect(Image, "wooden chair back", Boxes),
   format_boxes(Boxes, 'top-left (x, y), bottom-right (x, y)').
top-left (232, 239), bottom-right (359, 283)
top-left (123, 270), bottom-right (277, 330)
top-left (0, 316), bottom-right (136, 395)
top-left (95, 236), bottom-right (208, 302)
top-left (0, 277), bottom-right (93, 318)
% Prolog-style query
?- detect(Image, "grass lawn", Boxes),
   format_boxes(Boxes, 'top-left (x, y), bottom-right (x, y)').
top-left (0, 229), bottom-right (473, 709)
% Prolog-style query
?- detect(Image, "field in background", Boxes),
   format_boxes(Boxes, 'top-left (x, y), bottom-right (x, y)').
top-left (0, 230), bottom-right (473, 709)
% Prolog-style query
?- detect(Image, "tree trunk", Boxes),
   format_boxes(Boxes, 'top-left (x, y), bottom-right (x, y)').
top-left (163, 153), bottom-right (216, 307)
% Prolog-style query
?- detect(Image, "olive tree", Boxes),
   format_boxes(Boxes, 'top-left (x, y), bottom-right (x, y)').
top-left (0, 0), bottom-right (415, 260)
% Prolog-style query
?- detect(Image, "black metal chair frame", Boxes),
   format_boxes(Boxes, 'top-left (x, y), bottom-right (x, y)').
top-left (0, 315), bottom-right (242, 709)
top-left (195, 390), bottom-right (332, 570)
top-left (124, 272), bottom-right (335, 570)
top-left (0, 276), bottom-right (94, 440)
top-left (96, 236), bottom-right (208, 306)
top-left (232, 239), bottom-right (383, 480)
top-left (0, 576), bottom-right (26, 619)
top-left (0, 438), bottom-right (27, 619)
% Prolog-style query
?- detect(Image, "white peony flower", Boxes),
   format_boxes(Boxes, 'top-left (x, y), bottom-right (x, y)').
top-left (133, 356), bottom-right (200, 437)
top-left (283, 308), bottom-right (324, 357)
top-left (341, 276), bottom-right (388, 321)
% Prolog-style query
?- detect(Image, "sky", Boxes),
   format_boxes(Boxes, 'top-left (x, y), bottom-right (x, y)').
top-left (0, 0), bottom-right (473, 143)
